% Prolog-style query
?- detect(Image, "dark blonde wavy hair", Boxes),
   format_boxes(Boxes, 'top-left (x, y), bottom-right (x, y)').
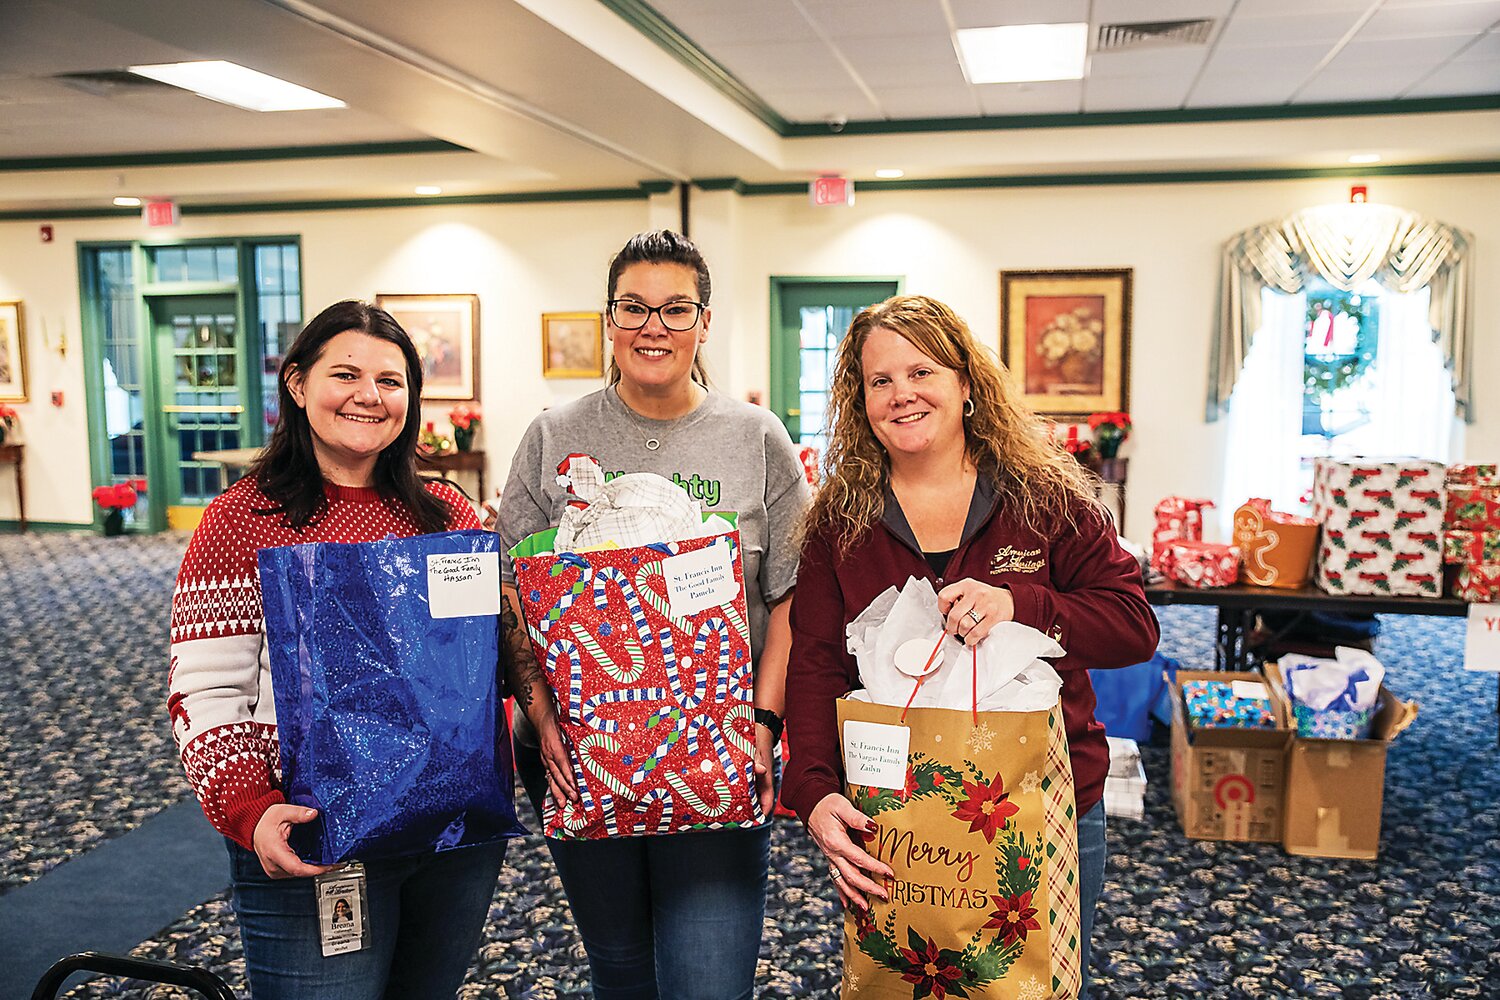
top-left (807, 294), bottom-right (1101, 552)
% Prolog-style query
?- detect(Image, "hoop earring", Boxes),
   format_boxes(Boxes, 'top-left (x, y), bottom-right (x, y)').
top-left (963, 397), bottom-right (975, 418)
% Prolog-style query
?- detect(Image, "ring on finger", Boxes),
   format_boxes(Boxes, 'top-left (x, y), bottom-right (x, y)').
top-left (830, 865), bottom-right (844, 881)
top-left (966, 609), bottom-right (983, 626)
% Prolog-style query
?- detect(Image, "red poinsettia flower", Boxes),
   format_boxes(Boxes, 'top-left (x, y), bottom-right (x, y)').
top-left (898, 934), bottom-right (966, 999)
top-left (984, 890), bottom-right (1041, 947)
top-left (895, 765), bottom-right (920, 801)
top-left (950, 774), bottom-right (1020, 842)
top-left (853, 906), bottom-right (878, 940)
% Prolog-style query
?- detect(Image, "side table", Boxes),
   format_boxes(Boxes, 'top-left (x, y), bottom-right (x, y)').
top-left (0, 443), bottom-right (24, 532)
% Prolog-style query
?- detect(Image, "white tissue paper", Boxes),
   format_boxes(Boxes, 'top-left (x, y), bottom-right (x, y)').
top-left (554, 471), bottom-right (709, 551)
top-left (844, 576), bottom-right (1065, 713)
top-left (1280, 647), bottom-right (1385, 713)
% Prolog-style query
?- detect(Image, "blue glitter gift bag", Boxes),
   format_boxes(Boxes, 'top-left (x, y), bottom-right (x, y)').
top-left (258, 529), bottom-right (526, 865)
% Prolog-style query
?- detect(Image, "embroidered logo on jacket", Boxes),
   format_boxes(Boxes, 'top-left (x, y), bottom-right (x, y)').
top-left (989, 545), bottom-right (1045, 575)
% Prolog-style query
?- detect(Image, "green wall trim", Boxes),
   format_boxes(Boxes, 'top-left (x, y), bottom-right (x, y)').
top-left (698, 159), bottom-right (1500, 198)
top-left (0, 521), bottom-right (97, 533)
top-left (0, 187), bottom-right (652, 222)
top-left (0, 140), bottom-right (469, 172)
top-left (638, 180), bottom-right (677, 195)
top-left (780, 94), bottom-right (1500, 137)
top-left (594, 0), bottom-right (790, 135)
top-left (693, 177), bottom-right (749, 194)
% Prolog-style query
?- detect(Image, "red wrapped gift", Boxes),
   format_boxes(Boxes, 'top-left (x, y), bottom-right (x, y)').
top-left (1152, 497), bottom-right (1215, 577)
top-left (1452, 563), bottom-right (1500, 602)
top-left (1443, 529), bottom-right (1500, 565)
top-left (1168, 540), bottom-right (1241, 589)
top-left (1445, 463), bottom-right (1500, 487)
top-left (1445, 485), bottom-right (1500, 531)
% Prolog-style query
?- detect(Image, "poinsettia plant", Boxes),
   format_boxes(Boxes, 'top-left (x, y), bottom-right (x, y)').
top-left (92, 483), bottom-right (139, 511)
top-left (1086, 411), bottom-right (1132, 459)
top-left (448, 403), bottom-right (482, 430)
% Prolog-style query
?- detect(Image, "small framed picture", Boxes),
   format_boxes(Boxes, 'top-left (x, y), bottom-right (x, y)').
top-left (0, 301), bottom-right (28, 402)
top-left (375, 294), bottom-right (480, 401)
top-left (999, 269), bottom-right (1132, 419)
top-left (542, 312), bottom-right (605, 379)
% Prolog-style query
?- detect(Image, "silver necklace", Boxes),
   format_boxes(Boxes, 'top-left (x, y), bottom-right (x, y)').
top-left (615, 386), bottom-right (671, 452)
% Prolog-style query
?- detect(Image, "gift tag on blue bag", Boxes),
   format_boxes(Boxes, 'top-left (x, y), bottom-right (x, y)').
top-left (259, 529), bottom-right (526, 865)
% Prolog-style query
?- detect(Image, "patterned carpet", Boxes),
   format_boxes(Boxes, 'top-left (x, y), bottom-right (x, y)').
top-left (1, 533), bottom-right (1496, 998)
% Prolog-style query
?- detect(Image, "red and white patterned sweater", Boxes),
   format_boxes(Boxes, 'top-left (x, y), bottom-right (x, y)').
top-left (168, 476), bottom-right (480, 849)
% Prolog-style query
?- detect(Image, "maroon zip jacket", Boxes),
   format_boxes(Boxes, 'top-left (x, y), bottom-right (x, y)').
top-left (782, 475), bottom-right (1160, 824)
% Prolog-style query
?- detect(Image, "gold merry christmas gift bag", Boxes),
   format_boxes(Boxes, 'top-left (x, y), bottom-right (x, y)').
top-left (837, 697), bottom-right (1081, 1000)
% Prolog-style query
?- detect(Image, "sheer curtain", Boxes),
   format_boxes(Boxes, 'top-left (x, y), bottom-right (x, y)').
top-left (1363, 286), bottom-right (1456, 461)
top-left (1220, 288), bottom-right (1307, 535)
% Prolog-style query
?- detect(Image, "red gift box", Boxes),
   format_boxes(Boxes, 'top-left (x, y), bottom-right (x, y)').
top-left (1442, 529), bottom-right (1500, 565)
top-left (1445, 485), bottom-right (1500, 531)
top-left (1445, 463), bottom-right (1500, 487)
top-left (1153, 497), bottom-right (1215, 577)
top-left (1168, 540), bottom-right (1241, 589)
top-left (1452, 563), bottom-right (1500, 602)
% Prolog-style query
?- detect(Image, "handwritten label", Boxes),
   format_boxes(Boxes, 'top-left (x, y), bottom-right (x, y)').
top-left (842, 720), bottom-right (910, 790)
top-left (662, 541), bottom-right (738, 619)
top-left (1464, 603), bottom-right (1500, 672)
top-left (1230, 680), bottom-right (1270, 701)
top-left (426, 551), bottom-right (500, 619)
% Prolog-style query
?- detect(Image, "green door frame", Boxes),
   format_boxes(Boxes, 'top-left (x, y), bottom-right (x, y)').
top-left (78, 236), bottom-right (301, 532)
top-left (768, 276), bottom-right (903, 441)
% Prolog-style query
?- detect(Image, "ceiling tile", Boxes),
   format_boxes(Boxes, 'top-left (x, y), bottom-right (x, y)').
top-left (1360, 2), bottom-right (1500, 38)
top-left (839, 35), bottom-right (969, 88)
top-left (1206, 42), bottom-right (1331, 75)
top-left (1234, 0), bottom-right (1374, 12)
top-left (1403, 55), bottom-right (1500, 94)
top-left (948, 0), bottom-right (1090, 29)
top-left (756, 86), bottom-right (883, 123)
top-left (1215, 11), bottom-right (1366, 47)
top-left (648, 0), bottom-right (813, 46)
top-left (874, 85), bottom-right (984, 118)
top-left (705, 40), bottom-right (857, 91)
top-left (1185, 70), bottom-right (1301, 106)
top-left (1088, 46), bottom-right (1209, 79)
top-left (1327, 34), bottom-right (1475, 67)
top-left (1454, 28), bottom-right (1500, 58)
top-left (1091, 0), bottom-right (1235, 23)
top-left (975, 79), bottom-right (1084, 114)
top-left (796, 0), bottom-right (948, 39)
top-left (1083, 74), bottom-right (1191, 110)
top-left (1296, 66), bottom-right (1425, 102)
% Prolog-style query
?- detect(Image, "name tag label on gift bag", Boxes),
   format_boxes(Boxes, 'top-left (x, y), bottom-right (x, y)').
top-left (427, 551), bottom-right (501, 619)
top-left (662, 541), bottom-right (738, 618)
top-left (842, 720), bottom-right (910, 790)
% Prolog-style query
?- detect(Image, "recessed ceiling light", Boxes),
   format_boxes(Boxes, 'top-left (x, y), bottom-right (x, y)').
top-left (1348, 153), bottom-right (1381, 164)
top-left (874, 169), bottom-right (905, 179)
top-left (955, 23), bottom-right (1088, 84)
top-left (112, 196), bottom-right (142, 207)
top-left (414, 185), bottom-right (443, 196)
top-left (128, 61), bottom-right (346, 112)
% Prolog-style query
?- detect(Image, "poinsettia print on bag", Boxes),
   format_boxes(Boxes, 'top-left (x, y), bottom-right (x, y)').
top-left (512, 531), bottom-right (762, 839)
top-left (838, 699), bottom-right (1081, 1000)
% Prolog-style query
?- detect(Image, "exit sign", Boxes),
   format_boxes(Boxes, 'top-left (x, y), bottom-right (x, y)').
top-left (143, 200), bottom-right (180, 227)
top-left (810, 176), bottom-right (854, 207)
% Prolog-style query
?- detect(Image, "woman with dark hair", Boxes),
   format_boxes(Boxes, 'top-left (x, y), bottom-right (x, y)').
top-left (781, 295), bottom-right (1159, 1000)
top-left (167, 300), bottom-right (504, 999)
top-left (496, 230), bottom-right (810, 999)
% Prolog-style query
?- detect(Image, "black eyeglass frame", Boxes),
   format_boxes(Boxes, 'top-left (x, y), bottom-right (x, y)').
top-left (606, 298), bottom-right (706, 332)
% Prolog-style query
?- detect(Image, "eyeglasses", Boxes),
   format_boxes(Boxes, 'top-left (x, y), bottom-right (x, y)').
top-left (608, 299), bottom-right (705, 332)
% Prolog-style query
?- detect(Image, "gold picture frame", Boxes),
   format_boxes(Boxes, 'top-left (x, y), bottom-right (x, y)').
top-left (375, 293), bottom-right (480, 401)
top-left (999, 269), bottom-right (1132, 419)
top-left (0, 301), bottom-right (28, 402)
top-left (542, 312), bottom-right (605, 379)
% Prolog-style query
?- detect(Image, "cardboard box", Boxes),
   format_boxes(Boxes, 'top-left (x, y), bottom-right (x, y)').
top-left (1265, 662), bottom-right (1418, 860)
top-left (1170, 670), bottom-right (1291, 843)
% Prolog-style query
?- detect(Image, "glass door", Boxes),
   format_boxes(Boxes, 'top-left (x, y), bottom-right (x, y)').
top-left (769, 278), bottom-right (902, 446)
top-left (149, 294), bottom-right (248, 528)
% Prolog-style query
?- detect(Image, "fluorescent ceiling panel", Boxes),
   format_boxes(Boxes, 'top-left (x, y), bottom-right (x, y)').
top-left (956, 23), bottom-right (1089, 84)
top-left (128, 60), bottom-right (346, 112)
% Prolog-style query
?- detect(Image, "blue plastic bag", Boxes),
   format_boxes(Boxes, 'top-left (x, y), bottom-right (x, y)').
top-left (258, 529), bottom-right (526, 864)
top-left (1089, 653), bottom-right (1178, 742)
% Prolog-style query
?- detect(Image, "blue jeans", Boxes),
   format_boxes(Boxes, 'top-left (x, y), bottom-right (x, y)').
top-left (1077, 799), bottom-right (1108, 1000)
top-left (226, 839), bottom-right (505, 1000)
top-left (517, 741), bottom-right (769, 999)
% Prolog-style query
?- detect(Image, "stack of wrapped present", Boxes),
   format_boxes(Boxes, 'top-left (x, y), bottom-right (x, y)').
top-left (1152, 496), bottom-right (1215, 580)
top-left (1310, 458), bottom-right (1446, 596)
top-left (1182, 678), bottom-right (1277, 728)
top-left (1443, 463), bottom-right (1500, 601)
top-left (1104, 735), bottom-right (1147, 821)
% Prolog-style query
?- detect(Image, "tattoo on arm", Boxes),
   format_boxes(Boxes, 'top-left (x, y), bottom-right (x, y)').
top-left (500, 591), bottom-right (547, 716)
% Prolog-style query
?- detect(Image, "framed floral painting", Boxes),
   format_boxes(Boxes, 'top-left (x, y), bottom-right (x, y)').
top-left (0, 301), bottom-right (27, 402)
top-left (999, 269), bottom-right (1131, 419)
top-left (375, 293), bottom-right (479, 401)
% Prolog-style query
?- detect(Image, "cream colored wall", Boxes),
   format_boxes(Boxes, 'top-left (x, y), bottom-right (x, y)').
top-left (0, 200), bottom-right (651, 524)
top-left (721, 174), bottom-right (1500, 543)
top-left (2, 172), bottom-right (1496, 539)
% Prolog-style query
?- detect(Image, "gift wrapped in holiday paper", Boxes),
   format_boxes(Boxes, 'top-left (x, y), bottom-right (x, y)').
top-left (1232, 499), bottom-right (1318, 589)
top-left (1445, 463), bottom-right (1500, 487)
top-left (1277, 648), bottom-right (1384, 740)
top-left (1442, 529), bottom-right (1500, 565)
top-left (1311, 458), bottom-right (1445, 596)
top-left (1453, 563), bottom-right (1500, 602)
top-left (1151, 497), bottom-right (1214, 579)
top-left (511, 456), bottom-right (759, 840)
top-left (1167, 540), bottom-right (1240, 589)
top-left (1445, 485), bottom-right (1500, 532)
top-left (1181, 679), bottom-right (1277, 729)
top-left (258, 529), bottom-right (526, 865)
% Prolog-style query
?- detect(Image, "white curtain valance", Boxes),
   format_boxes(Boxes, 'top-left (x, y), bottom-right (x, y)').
top-left (1208, 204), bottom-right (1474, 422)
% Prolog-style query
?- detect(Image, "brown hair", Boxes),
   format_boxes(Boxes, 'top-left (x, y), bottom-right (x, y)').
top-left (605, 230), bottom-right (710, 387)
top-left (807, 294), bottom-right (1100, 551)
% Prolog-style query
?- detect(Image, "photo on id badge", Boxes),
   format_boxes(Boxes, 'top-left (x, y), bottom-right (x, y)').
top-left (317, 867), bottom-right (368, 956)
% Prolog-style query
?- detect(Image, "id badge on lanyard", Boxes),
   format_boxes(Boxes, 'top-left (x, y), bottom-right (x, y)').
top-left (315, 862), bottom-right (371, 957)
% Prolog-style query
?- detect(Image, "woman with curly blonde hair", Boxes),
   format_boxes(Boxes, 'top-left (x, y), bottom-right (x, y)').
top-left (781, 295), bottom-right (1158, 999)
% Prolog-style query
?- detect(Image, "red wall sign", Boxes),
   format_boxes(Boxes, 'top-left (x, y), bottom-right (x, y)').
top-left (143, 200), bottom-right (180, 227)
top-left (810, 176), bottom-right (854, 207)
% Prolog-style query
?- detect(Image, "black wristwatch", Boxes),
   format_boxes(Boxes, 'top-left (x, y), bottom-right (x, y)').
top-left (754, 708), bottom-right (784, 741)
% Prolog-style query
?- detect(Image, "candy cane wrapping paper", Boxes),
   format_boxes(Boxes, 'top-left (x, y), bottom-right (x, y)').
top-left (511, 522), bottom-right (762, 839)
